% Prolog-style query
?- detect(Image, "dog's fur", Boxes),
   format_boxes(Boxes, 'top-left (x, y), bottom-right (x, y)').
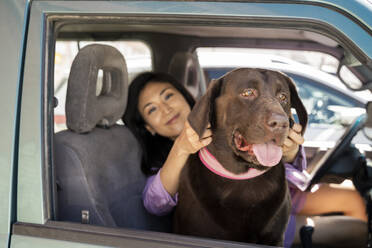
top-left (173, 68), bottom-right (307, 246)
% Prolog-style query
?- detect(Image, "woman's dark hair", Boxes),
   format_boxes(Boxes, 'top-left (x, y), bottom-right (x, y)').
top-left (123, 72), bottom-right (195, 176)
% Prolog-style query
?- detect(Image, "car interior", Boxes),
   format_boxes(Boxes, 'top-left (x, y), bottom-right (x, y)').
top-left (51, 14), bottom-right (372, 248)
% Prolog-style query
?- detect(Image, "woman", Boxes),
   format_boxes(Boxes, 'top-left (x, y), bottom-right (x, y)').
top-left (123, 72), bottom-right (366, 245)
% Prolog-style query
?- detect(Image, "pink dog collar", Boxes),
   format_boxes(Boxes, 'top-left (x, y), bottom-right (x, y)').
top-left (198, 148), bottom-right (269, 180)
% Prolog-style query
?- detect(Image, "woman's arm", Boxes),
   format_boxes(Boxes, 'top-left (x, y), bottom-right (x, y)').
top-left (142, 171), bottom-right (178, 216)
top-left (142, 121), bottom-right (211, 216)
top-left (160, 121), bottom-right (212, 196)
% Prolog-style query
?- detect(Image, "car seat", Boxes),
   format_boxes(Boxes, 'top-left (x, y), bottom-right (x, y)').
top-left (168, 52), bottom-right (207, 99)
top-left (54, 44), bottom-right (171, 231)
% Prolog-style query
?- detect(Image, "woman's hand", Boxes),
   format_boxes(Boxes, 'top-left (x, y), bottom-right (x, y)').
top-left (160, 121), bottom-right (212, 196)
top-left (174, 121), bottom-right (212, 156)
top-left (282, 123), bottom-right (304, 163)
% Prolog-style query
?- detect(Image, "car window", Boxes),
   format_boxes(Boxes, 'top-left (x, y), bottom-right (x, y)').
top-left (286, 73), bottom-right (364, 125)
top-left (54, 40), bottom-right (152, 132)
top-left (197, 47), bottom-right (340, 75)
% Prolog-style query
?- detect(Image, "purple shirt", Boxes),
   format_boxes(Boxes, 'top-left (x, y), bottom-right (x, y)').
top-left (142, 146), bottom-right (308, 247)
top-left (284, 146), bottom-right (308, 247)
top-left (142, 170), bottom-right (178, 216)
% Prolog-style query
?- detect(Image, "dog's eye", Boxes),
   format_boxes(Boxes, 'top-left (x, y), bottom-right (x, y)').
top-left (240, 89), bottom-right (256, 98)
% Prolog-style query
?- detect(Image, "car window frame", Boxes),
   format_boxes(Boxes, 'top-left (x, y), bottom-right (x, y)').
top-left (14, 1), bottom-right (372, 247)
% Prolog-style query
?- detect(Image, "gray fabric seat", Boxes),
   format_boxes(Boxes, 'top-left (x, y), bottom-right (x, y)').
top-left (168, 52), bottom-right (206, 99)
top-left (54, 44), bottom-right (171, 231)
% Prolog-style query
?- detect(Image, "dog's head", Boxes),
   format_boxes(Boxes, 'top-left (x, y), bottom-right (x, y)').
top-left (188, 68), bottom-right (307, 170)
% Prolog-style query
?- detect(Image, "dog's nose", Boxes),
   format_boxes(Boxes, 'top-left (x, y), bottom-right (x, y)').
top-left (266, 113), bottom-right (289, 133)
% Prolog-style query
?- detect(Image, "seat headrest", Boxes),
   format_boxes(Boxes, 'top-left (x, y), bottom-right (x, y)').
top-left (66, 44), bottom-right (128, 133)
top-left (168, 52), bottom-right (206, 98)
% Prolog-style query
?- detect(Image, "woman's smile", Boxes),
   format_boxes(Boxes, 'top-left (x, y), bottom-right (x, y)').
top-left (166, 113), bottom-right (180, 125)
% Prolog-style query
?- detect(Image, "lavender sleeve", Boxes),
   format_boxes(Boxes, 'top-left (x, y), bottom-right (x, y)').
top-left (142, 169), bottom-right (178, 216)
top-left (284, 145), bottom-right (309, 214)
top-left (284, 146), bottom-right (309, 246)
top-left (284, 145), bottom-right (310, 191)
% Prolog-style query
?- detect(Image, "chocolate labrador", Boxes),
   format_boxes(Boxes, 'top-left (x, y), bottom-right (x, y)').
top-left (173, 68), bottom-right (307, 246)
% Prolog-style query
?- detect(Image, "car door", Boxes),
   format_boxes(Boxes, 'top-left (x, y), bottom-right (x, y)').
top-left (8, 1), bottom-right (372, 248)
top-left (0, 1), bottom-right (29, 247)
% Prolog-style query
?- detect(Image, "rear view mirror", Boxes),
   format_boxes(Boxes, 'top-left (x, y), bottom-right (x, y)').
top-left (337, 52), bottom-right (372, 91)
top-left (338, 65), bottom-right (363, 90)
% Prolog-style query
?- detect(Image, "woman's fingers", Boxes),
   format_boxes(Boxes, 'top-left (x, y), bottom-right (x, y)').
top-left (283, 124), bottom-right (301, 148)
top-left (292, 123), bottom-right (302, 133)
top-left (283, 137), bottom-right (294, 148)
top-left (189, 136), bottom-right (211, 151)
top-left (185, 121), bottom-right (212, 139)
top-left (283, 123), bottom-right (304, 147)
top-left (201, 129), bottom-right (212, 139)
top-left (281, 123), bottom-right (304, 162)
top-left (201, 137), bottom-right (212, 146)
top-left (180, 121), bottom-right (213, 153)
top-left (287, 128), bottom-right (304, 146)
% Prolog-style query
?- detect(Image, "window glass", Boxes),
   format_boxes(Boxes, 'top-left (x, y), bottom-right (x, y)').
top-left (54, 40), bottom-right (152, 132)
top-left (197, 47), bottom-right (340, 75)
top-left (287, 73), bottom-right (363, 125)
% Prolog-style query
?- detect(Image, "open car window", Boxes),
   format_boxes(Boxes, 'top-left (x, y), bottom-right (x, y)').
top-left (50, 12), bottom-right (371, 248)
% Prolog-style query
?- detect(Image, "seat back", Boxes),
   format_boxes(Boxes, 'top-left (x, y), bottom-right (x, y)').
top-left (168, 52), bottom-right (206, 98)
top-left (54, 44), bottom-right (171, 231)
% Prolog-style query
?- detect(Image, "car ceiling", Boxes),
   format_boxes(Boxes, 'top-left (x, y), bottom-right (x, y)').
top-left (55, 20), bottom-right (372, 89)
top-left (59, 23), bottom-right (333, 43)
top-left (58, 23), bottom-right (344, 57)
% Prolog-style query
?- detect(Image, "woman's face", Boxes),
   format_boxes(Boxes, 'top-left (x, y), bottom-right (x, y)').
top-left (138, 81), bottom-right (191, 139)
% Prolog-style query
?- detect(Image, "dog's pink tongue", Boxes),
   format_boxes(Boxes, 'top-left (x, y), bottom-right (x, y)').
top-left (252, 142), bottom-right (282, 167)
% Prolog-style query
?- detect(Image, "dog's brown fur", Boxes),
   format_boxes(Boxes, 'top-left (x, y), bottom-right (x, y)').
top-left (173, 68), bottom-right (307, 246)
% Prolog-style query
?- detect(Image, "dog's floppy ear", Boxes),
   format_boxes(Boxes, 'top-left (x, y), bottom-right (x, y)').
top-left (284, 74), bottom-right (308, 135)
top-left (188, 78), bottom-right (223, 136)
